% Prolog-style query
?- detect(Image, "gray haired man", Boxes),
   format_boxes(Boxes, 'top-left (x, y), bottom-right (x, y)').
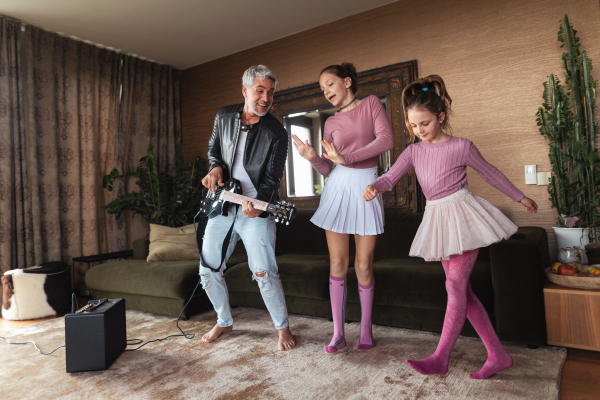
top-left (199, 65), bottom-right (295, 350)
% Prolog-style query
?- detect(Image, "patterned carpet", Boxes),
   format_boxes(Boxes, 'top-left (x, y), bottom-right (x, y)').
top-left (1, 307), bottom-right (566, 399)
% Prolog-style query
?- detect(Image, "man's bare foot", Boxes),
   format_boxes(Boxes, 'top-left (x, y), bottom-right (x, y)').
top-left (278, 327), bottom-right (295, 351)
top-left (201, 323), bottom-right (233, 343)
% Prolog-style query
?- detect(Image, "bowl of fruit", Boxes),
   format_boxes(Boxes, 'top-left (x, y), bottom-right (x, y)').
top-left (545, 262), bottom-right (600, 290)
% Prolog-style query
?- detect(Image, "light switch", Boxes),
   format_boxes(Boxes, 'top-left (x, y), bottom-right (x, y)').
top-left (525, 165), bottom-right (537, 184)
top-left (537, 171), bottom-right (551, 185)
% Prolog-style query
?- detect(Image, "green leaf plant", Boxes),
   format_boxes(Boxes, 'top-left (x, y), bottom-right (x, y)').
top-left (536, 14), bottom-right (600, 245)
top-left (102, 142), bottom-right (208, 228)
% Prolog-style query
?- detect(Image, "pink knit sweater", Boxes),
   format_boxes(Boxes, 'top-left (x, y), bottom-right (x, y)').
top-left (310, 95), bottom-right (394, 176)
top-left (371, 136), bottom-right (525, 202)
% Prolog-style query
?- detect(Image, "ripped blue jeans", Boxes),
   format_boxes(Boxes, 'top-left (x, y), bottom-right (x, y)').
top-left (199, 205), bottom-right (289, 330)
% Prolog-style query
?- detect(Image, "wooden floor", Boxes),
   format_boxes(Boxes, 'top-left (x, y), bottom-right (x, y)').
top-left (560, 348), bottom-right (600, 400)
top-left (1, 316), bottom-right (599, 398)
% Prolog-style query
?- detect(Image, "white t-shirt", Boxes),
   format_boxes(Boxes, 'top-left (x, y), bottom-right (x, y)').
top-left (231, 129), bottom-right (258, 198)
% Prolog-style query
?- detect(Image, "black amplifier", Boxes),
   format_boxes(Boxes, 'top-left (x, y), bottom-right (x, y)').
top-left (65, 298), bottom-right (126, 373)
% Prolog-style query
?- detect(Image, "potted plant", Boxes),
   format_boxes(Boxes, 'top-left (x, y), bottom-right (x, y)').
top-left (537, 14), bottom-right (600, 264)
top-left (103, 142), bottom-right (207, 228)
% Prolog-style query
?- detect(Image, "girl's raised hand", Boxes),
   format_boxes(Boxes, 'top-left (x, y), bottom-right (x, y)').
top-left (321, 139), bottom-right (345, 164)
top-left (362, 185), bottom-right (379, 202)
top-left (291, 134), bottom-right (317, 161)
top-left (519, 197), bottom-right (538, 214)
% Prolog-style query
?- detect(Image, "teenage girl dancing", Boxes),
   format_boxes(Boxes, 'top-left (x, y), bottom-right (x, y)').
top-left (292, 63), bottom-right (393, 353)
top-left (363, 75), bottom-right (537, 379)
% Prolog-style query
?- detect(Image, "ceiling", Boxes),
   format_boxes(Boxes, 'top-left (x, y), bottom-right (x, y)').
top-left (1, 0), bottom-right (398, 69)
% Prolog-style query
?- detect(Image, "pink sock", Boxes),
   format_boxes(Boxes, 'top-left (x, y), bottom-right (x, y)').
top-left (407, 249), bottom-right (479, 375)
top-left (324, 275), bottom-right (347, 354)
top-left (465, 281), bottom-right (513, 379)
top-left (357, 281), bottom-right (375, 349)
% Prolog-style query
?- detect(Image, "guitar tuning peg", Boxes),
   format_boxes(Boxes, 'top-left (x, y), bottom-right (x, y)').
top-left (286, 221), bottom-right (289, 225)
top-left (275, 218), bottom-right (279, 223)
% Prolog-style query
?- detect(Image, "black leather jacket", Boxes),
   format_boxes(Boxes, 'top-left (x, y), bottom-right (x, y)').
top-left (207, 103), bottom-right (289, 217)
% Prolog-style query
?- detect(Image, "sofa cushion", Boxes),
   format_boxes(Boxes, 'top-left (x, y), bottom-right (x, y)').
top-left (147, 224), bottom-right (199, 262)
top-left (225, 254), bottom-right (331, 300)
top-left (86, 259), bottom-right (201, 299)
top-left (345, 258), bottom-right (494, 313)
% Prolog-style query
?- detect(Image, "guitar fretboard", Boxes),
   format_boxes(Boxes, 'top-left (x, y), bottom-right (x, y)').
top-left (222, 191), bottom-right (268, 211)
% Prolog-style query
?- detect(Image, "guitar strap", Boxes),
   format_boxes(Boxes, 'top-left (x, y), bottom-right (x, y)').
top-left (194, 207), bottom-right (237, 273)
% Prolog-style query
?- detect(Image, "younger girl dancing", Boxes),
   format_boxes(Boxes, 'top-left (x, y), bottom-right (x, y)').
top-left (363, 75), bottom-right (537, 379)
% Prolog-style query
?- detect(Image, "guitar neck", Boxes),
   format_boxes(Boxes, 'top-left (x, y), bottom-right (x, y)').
top-left (221, 191), bottom-right (269, 211)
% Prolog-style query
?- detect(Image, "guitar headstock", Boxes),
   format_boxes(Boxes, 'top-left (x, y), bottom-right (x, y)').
top-left (267, 201), bottom-right (297, 225)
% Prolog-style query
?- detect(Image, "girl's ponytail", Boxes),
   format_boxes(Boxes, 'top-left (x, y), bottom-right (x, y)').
top-left (402, 75), bottom-right (453, 142)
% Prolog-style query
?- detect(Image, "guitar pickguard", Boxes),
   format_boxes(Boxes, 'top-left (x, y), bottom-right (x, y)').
top-left (199, 180), bottom-right (243, 219)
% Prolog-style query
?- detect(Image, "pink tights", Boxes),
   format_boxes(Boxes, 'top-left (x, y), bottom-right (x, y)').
top-left (406, 249), bottom-right (513, 379)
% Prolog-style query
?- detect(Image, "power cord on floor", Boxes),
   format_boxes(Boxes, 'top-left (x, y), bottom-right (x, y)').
top-left (0, 293), bottom-right (80, 355)
top-left (124, 277), bottom-right (201, 351)
top-left (2, 281), bottom-right (202, 355)
top-left (0, 336), bottom-right (65, 355)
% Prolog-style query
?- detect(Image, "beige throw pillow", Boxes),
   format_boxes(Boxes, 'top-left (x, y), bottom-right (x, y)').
top-left (147, 223), bottom-right (199, 262)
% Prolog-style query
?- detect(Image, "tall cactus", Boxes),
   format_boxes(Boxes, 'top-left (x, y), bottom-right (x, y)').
top-left (537, 14), bottom-right (600, 243)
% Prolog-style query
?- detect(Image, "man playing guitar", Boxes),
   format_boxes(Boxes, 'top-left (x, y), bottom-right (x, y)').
top-left (199, 65), bottom-right (295, 351)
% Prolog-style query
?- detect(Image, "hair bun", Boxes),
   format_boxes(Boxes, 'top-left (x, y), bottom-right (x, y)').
top-left (341, 62), bottom-right (356, 75)
top-left (320, 62), bottom-right (359, 94)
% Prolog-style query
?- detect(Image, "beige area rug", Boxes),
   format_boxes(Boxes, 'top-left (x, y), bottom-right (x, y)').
top-left (1, 307), bottom-right (565, 400)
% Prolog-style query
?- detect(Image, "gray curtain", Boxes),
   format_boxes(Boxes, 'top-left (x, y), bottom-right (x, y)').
top-left (0, 18), bottom-right (181, 282)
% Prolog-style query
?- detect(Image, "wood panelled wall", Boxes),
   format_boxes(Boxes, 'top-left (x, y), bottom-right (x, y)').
top-left (181, 0), bottom-right (600, 261)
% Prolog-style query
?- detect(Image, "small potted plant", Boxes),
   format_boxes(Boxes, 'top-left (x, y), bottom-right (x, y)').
top-left (537, 14), bottom-right (600, 264)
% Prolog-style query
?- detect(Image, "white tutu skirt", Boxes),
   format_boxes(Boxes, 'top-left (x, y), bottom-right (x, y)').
top-left (411, 188), bottom-right (518, 261)
top-left (311, 165), bottom-right (384, 236)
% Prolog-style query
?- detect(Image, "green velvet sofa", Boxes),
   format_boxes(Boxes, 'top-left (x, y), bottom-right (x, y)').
top-left (86, 208), bottom-right (549, 346)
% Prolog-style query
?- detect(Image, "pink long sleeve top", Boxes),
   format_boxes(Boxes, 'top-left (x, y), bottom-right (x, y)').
top-left (310, 95), bottom-right (394, 176)
top-left (371, 136), bottom-right (525, 202)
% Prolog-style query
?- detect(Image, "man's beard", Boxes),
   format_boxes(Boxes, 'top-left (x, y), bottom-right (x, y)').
top-left (250, 101), bottom-right (271, 117)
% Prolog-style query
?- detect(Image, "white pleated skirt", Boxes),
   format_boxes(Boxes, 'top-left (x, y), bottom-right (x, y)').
top-left (311, 165), bottom-right (384, 236)
top-left (410, 188), bottom-right (518, 261)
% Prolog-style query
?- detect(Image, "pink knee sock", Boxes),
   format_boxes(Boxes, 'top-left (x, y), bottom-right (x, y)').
top-left (465, 281), bottom-right (513, 379)
top-left (357, 281), bottom-right (375, 349)
top-left (324, 275), bottom-right (346, 354)
top-left (407, 249), bottom-right (479, 375)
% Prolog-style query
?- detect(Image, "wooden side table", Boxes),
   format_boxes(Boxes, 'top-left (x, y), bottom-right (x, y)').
top-left (544, 282), bottom-right (600, 351)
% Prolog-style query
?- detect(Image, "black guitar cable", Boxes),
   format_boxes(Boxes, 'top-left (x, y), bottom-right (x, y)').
top-left (125, 277), bottom-right (202, 351)
top-left (2, 286), bottom-right (203, 354)
top-left (123, 208), bottom-right (213, 350)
